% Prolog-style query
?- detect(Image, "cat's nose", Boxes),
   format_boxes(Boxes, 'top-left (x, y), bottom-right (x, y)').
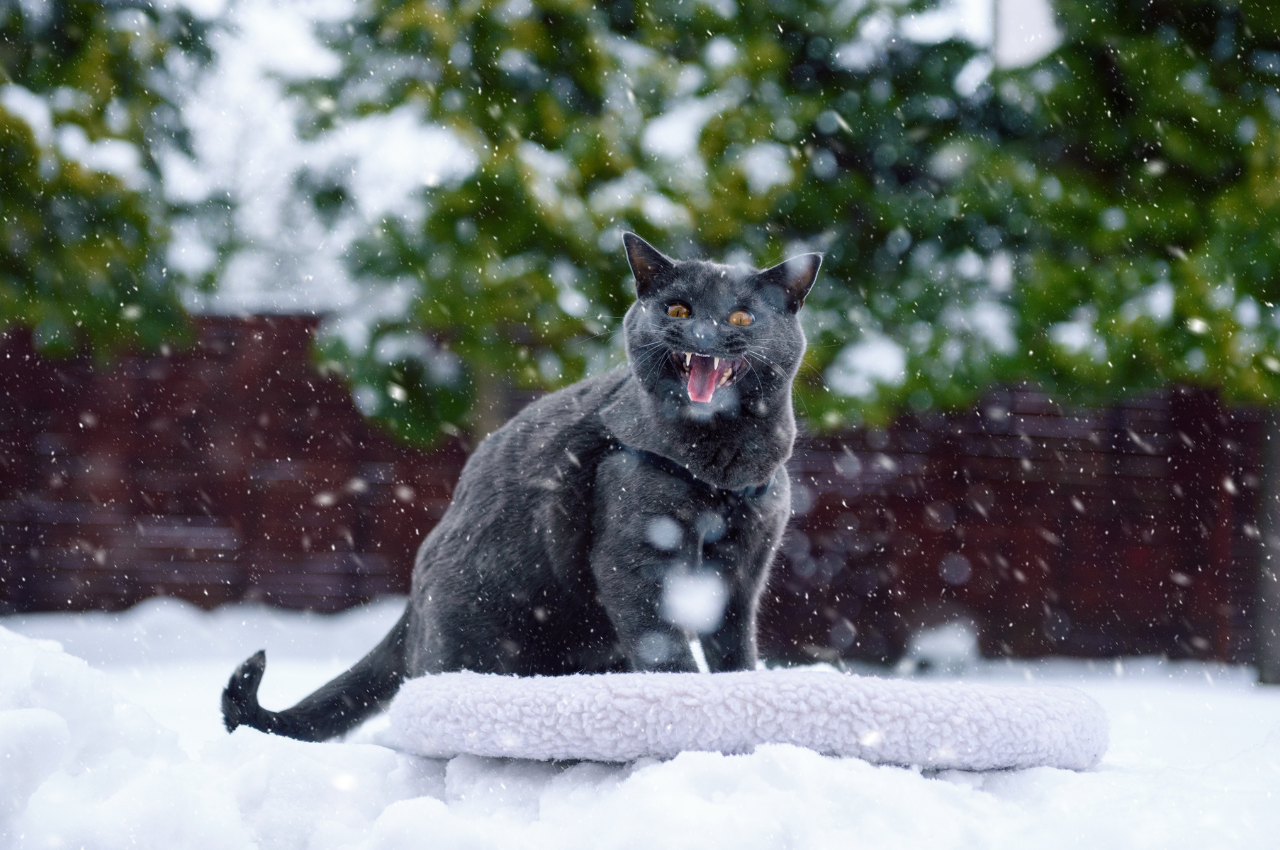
top-left (690, 321), bottom-right (717, 347)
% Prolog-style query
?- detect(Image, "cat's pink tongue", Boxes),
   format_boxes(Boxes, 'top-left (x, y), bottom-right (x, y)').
top-left (687, 354), bottom-right (727, 403)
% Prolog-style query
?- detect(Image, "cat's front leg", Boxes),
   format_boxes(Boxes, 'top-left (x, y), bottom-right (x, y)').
top-left (589, 552), bottom-right (700, 672)
top-left (591, 560), bottom-right (700, 672)
top-left (699, 586), bottom-right (757, 672)
top-left (590, 452), bottom-right (700, 673)
top-left (700, 474), bottom-right (789, 672)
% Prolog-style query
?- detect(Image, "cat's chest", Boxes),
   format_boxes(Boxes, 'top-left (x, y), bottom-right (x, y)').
top-left (593, 447), bottom-right (790, 547)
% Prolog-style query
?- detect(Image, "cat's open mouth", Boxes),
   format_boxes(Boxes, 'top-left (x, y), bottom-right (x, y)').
top-left (672, 352), bottom-right (745, 403)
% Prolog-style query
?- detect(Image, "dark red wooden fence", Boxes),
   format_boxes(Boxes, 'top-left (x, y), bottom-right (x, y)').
top-left (769, 389), bottom-right (1264, 665)
top-left (0, 317), bottom-right (466, 613)
top-left (0, 317), bottom-right (1265, 664)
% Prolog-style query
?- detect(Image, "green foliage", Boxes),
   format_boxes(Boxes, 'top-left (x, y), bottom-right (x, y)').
top-left (307, 0), bottom-right (994, 440)
top-left (0, 1), bottom-right (201, 355)
top-left (946, 0), bottom-right (1280, 408)
top-left (8, 0), bottom-right (1280, 436)
top-left (304, 1), bottom-right (1280, 438)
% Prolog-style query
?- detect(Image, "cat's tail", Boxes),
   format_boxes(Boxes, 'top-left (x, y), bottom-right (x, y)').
top-left (222, 609), bottom-right (410, 742)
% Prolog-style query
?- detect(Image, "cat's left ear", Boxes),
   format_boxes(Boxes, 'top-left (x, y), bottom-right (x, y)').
top-left (622, 232), bottom-right (676, 298)
top-left (756, 253), bottom-right (823, 313)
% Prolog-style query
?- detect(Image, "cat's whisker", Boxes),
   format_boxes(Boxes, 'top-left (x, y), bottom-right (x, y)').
top-left (743, 349), bottom-right (784, 374)
top-left (628, 345), bottom-right (671, 386)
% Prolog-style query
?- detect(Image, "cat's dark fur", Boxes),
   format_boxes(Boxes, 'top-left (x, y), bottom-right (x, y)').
top-left (222, 234), bottom-right (821, 741)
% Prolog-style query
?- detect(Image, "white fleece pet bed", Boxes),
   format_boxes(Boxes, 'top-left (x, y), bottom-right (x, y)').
top-left (388, 669), bottom-right (1108, 771)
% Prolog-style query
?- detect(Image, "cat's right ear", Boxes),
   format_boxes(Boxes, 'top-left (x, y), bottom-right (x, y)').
top-left (622, 233), bottom-right (675, 298)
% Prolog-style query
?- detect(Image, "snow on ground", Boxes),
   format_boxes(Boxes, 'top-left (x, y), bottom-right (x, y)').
top-left (3, 597), bottom-right (1280, 849)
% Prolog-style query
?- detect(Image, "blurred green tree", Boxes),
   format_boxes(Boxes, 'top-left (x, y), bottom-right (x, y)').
top-left (0, 0), bottom-right (203, 356)
top-left (296, 0), bottom-right (1280, 442)
top-left (935, 0), bottom-right (1280, 410)
top-left (300, 0), bottom-right (987, 442)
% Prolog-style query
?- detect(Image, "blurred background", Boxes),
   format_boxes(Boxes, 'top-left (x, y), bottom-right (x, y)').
top-left (4, 0), bottom-right (1280, 677)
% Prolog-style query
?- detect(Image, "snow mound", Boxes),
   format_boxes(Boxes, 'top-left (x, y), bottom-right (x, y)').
top-left (0, 625), bottom-right (206, 847)
top-left (389, 669), bottom-right (1108, 770)
top-left (4, 603), bottom-right (1280, 848)
top-left (0, 625), bottom-right (439, 849)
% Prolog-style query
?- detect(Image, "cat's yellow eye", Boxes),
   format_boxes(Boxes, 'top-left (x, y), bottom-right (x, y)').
top-left (729, 310), bottom-right (754, 327)
top-left (667, 302), bottom-right (691, 318)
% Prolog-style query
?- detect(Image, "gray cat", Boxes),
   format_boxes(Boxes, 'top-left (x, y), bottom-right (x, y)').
top-left (222, 234), bottom-right (821, 741)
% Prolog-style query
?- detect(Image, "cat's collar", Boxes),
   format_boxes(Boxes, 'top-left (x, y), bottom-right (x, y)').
top-left (612, 442), bottom-right (775, 500)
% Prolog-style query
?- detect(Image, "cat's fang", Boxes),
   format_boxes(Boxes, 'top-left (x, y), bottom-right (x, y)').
top-left (714, 357), bottom-right (720, 369)
top-left (685, 352), bottom-right (691, 367)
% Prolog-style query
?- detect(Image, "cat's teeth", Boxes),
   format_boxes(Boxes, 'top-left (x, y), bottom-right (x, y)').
top-left (685, 352), bottom-right (691, 367)
top-left (714, 357), bottom-right (720, 369)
